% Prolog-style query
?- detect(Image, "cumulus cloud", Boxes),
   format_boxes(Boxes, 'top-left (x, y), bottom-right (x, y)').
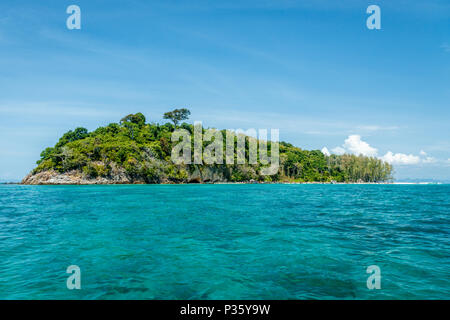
top-left (321, 147), bottom-right (330, 156)
top-left (324, 135), bottom-right (439, 166)
top-left (381, 152), bottom-right (421, 165)
top-left (325, 135), bottom-right (443, 166)
top-left (332, 146), bottom-right (346, 155)
top-left (343, 135), bottom-right (378, 157)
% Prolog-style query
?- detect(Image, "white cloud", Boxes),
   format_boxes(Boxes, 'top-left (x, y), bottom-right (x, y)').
top-left (422, 156), bottom-right (437, 164)
top-left (331, 146), bottom-right (346, 155)
top-left (0, 102), bottom-right (124, 118)
top-left (356, 125), bottom-right (399, 132)
top-left (381, 152), bottom-right (421, 165)
top-left (325, 135), bottom-right (444, 166)
top-left (343, 135), bottom-right (378, 157)
top-left (321, 147), bottom-right (330, 156)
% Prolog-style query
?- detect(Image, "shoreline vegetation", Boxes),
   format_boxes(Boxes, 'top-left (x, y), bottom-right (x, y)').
top-left (22, 111), bottom-right (395, 185)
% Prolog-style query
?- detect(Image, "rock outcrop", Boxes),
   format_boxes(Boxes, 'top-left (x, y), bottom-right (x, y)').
top-left (22, 166), bottom-right (229, 185)
top-left (22, 170), bottom-right (130, 185)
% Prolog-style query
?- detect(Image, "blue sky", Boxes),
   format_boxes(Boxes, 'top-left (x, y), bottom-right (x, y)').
top-left (0, 0), bottom-right (449, 181)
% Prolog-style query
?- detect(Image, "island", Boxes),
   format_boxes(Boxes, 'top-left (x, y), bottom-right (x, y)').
top-left (22, 111), bottom-right (393, 185)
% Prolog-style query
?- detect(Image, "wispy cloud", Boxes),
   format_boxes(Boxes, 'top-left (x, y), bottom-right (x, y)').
top-left (0, 102), bottom-right (124, 118)
top-left (356, 125), bottom-right (399, 132)
top-left (422, 156), bottom-right (437, 164)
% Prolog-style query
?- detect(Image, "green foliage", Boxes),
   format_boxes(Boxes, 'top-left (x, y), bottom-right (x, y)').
top-left (33, 112), bottom-right (393, 183)
top-left (36, 147), bottom-right (55, 165)
top-left (82, 163), bottom-right (110, 178)
top-left (55, 127), bottom-right (89, 148)
top-left (120, 113), bottom-right (146, 127)
top-left (163, 108), bottom-right (191, 127)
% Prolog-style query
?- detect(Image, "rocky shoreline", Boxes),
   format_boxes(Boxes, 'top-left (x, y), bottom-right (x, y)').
top-left (20, 169), bottom-right (399, 185)
top-left (21, 166), bottom-right (230, 185)
top-left (22, 170), bottom-right (134, 185)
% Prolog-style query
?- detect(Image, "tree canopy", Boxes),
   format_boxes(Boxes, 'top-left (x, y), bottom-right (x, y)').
top-left (163, 108), bottom-right (191, 127)
top-left (120, 113), bottom-right (146, 127)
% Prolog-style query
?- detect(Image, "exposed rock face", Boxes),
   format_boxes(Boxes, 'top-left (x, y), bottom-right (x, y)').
top-left (22, 166), bottom-right (229, 185)
top-left (22, 170), bottom-right (132, 185)
top-left (188, 166), bottom-right (228, 183)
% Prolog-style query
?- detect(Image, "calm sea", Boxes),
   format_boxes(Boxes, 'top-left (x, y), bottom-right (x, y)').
top-left (0, 184), bottom-right (448, 299)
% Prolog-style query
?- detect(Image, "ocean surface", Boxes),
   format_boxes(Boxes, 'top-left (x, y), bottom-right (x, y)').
top-left (0, 184), bottom-right (449, 299)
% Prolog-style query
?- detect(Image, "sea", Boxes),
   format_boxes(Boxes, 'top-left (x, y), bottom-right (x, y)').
top-left (0, 184), bottom-right (448, 299)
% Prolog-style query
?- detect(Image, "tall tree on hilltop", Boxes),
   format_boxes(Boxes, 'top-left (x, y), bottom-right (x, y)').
top-left (163, 108), bottom-right (191, 128)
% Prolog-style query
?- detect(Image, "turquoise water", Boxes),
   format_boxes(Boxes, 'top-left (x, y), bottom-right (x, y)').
top-left (0, 184), bottom-right (449, 299)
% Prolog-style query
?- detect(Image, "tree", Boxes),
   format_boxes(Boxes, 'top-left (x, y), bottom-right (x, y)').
top-left (37, 147), bottom-right (55, 165)
top-left (120, 113), bottom-right (146, 127)
top-left (163, 108), bottom-right (191, 127)
top-left (55, 127), bottom-right (89, 148)
top-left (120, 113), bottom-right (146, 140)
